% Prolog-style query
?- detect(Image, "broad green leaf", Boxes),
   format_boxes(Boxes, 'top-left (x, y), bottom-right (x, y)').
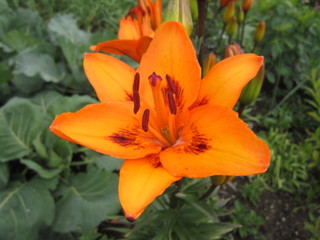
top-left (14, 52), bottom-right (65, 83)
top-left (52, 166), bottom-right (120, 233)
top-left (0, 63), bottom-right (12, 84)
top-left (32, 91), bottom-right (97, 118)
top-left (0, 98), bottom-right (46, 162)
top-left (20, 159), bottom-right (63, 179)
top-left (0, 163), bottom-right (9, 189)
top-left (0, 179), bottom-right (55, 240)
top-left (2, 30), bottom-right (38, 52)
top-left (12, 74), bottom-right (43, 94)
top-left (94, 155), bottom-right (123, 172)
top-left (48, 14), bottom-right (90, 45)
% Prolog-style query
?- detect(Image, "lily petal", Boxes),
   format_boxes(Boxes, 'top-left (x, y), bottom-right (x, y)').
top-left (50, 102), bottom-right (162, 159)
top-left (119, 156), bottom-right (181, 221)
top-left (196, 54), bottom-right (264, 109)
top-left (160, 105), bottom-right (270, 178)
top-left (91, 37), bottom-right (152, 63)
top-left (83, 53), bottom-right (136, 102)
top-left (138, 21), bottom-right (201, 111)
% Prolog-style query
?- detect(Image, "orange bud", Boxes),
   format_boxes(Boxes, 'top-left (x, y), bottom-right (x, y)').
top-left (242, 0), bottom-right (254, 13)
top-left (202, 52), bottom-right (217, 76)
top-left (226, 16), bottom-right (237, 37)
top-left (254, 21), bottom-right (266, 44)
top-left (223, 2), bottom-right (235, 24)
top-left (224, 42), bottom-right (243, 58)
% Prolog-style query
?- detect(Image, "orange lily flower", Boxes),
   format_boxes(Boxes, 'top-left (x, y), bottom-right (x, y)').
top-left (50, 21), bottom-right (270, 221)
top-left (91, 0), bottom-right (162, 62)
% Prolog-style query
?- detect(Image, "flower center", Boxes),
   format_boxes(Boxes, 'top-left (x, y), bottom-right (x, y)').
top-left (132, 72), bottom-right (179, 147)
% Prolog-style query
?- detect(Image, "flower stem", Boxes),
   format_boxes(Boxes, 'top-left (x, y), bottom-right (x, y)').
top-left (237, 103), bottom-right (246, 118)
top-left (240, 13), bottom-right (247, 47)
top-left (199, 183), bottom-right (218, 201)
top-left (196, 0), bottom-right (208, 63)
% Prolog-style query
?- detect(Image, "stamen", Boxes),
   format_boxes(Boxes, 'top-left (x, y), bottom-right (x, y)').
top-left (133, 73), bottom-right (140, 114)
top-left (165, 74), bottom-right (177, 94)
top-left (142, 109), bottom-right (150, 132)
top-left (133, 73), bottom-right (140, 91)
top-left (133, 91), bottom-right (140, 114)
top-left (148, 72), bottom-right (162, 86)
top-left (167, 91), bottom-right (177, 115)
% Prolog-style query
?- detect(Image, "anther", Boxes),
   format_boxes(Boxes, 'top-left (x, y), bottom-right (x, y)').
top-left (165, 74), bottom-right (177, 94)
top-left (133, 73), bottom-right (140, 92)
top-left (133, 73), bottom-right (140, 114)
top-left (167, 91), bottom-right (177, 115)
top-left (142, 109), bottom-right (150, 132)
top-left (148, 72), bottom-right (162, 86)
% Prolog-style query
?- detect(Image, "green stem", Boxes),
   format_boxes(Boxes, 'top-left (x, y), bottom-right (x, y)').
top-left (196, 0), bottom-right (208, 64)
top-left (217, 24), bottom-right (226, 49)
top-left (199, 183), bottom-right (218, 201)
top-left (170, 180), bottom-right (184, 209)
top-left (240, 13), bottom-right (247, 47)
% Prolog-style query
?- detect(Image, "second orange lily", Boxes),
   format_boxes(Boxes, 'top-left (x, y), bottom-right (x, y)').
top-left (50, 21), bottom-right (270, 221)
top-left (91, 0), bottom-right (162, 62)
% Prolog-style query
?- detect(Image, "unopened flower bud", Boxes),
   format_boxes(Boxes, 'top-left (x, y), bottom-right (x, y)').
top-left (189, 0), bottom-right (198, 21)
top-left (239, 64), bottom-right (265, 105)
top-left (237, 6), bottom-right (244, 23)
top-left (226, 16), bottom-right (237, 37)
top-left (202, 52), bottom-right (217, 76)
top-left (223, 2), bottom-right (235, 24)
top-left (224, 42), bottom-right (243, 58)
top-left (210, 175), bottom-right (235, 185)
top-left (254, 21), bottom-right (266, 44)
top-left (165, 0), bottom-right (193, 35)
top-left (242, 0), bottom-right (254, 13)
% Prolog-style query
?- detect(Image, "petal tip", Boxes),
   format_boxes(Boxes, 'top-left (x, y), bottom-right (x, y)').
top-left (126, 215), bottom-right (136, 222)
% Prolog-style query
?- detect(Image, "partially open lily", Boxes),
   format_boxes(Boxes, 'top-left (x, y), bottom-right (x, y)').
top-left (91, 0), bottom-right (162, 62)
top-left (50, 21), bottom-right (270, 221)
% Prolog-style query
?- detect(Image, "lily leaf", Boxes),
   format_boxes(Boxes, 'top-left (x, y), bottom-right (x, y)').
top-left (0, 98), bottom-right (46, 162)
top-left (52, 166), bottom-right (120, 233)
top-left (0, 178), bottom-right (55, 240)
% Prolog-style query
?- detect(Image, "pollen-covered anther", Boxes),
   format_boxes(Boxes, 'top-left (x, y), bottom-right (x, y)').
top-left (142, 109), bottom-right (150, 132)
top-left (165, 74), bottom-right (177, 94)
top-left (133, 73), bottom-right (140, 114)
top-left (148, 72), bottom-right (162, 86)
top-left (167, 91), bottom-right (177, 115)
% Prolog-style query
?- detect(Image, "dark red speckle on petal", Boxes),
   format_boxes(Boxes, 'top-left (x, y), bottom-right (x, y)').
top-left (108, 128), bottom-right (140, 147)
top-left (182, 124), bottom-right (211, 155)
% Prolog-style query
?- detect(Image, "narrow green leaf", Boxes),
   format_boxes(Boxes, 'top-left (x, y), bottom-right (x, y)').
top-left (0, 163), bottom-right (9, 189)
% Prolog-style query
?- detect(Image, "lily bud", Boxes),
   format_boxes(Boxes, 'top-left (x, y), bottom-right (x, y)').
top-left (189, 0), bottom-right (198, 21)
top-left (224, 42), bottom-right (243, 58)
top-left (165, 0), bottom-right (193, 35)
top-left (254, 21), bottom-right (266, 44)
top-left (223, 2), bottom-right (235, 24)
top-left (242, 0), bottom-right (254, 13)
top-left (202, 52), bottom-right (217, 76)
top-left (239, 64), bottom-right (265, 105)
top-left (226, 16), bottom-right (237, 37)
top-left (237, 5), bottom-right (244, 23)
top-left (210, 175), bottom-right (235, 185)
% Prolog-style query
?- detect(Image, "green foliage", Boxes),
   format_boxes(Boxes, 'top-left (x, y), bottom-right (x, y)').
top-left (230, 200), bottom-right (265, 239)
top-left (305, 216), bottom-right (320, 240)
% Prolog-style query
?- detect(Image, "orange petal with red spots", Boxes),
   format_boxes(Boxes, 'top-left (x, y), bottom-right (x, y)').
top-left (83, 53), bottom-right (136, 102)
top-left (160, 105), bottom-right (270, 178)
top-left (196, 54), bottom-right (263, 109)
top-left (119, 156), bottom-right (181, 221)
top-left (50, 102), bottom-right (162, 159)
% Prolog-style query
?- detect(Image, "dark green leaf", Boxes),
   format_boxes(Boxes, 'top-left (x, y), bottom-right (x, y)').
top-left (0, 98), bottom-right (46, 162)
top-left (0, 179), bottom-right (55, 240)
top-left (52, 166), bottom-right (120, 233)
top-left (0, 163), bottom-right (9, 189)
top-left (2, 30), bottom-right (38, 52)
